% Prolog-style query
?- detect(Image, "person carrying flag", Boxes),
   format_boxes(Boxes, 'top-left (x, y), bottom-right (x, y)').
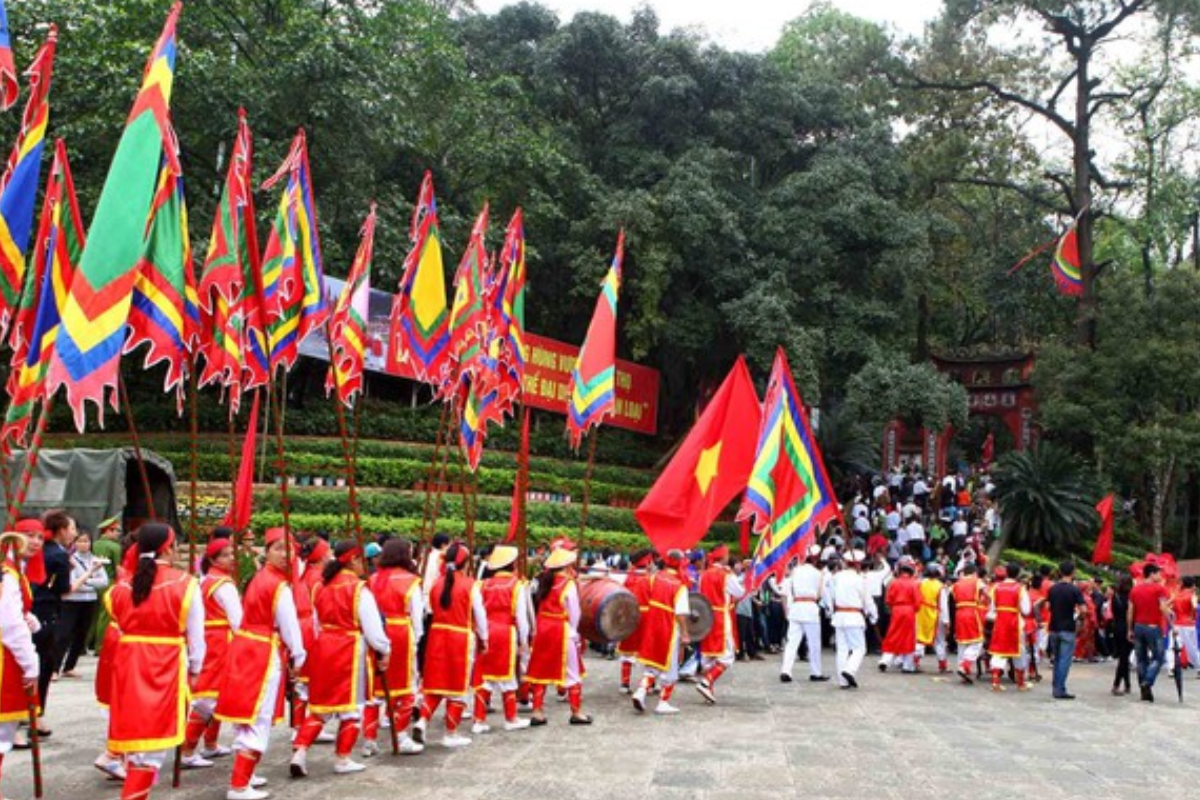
top-left (471, 545), bottom-right (532, 734)
top-left (290, 541), bottom-right (390, 777)
top-left (616, 549), bottom-right (654, 694)
top-left (695, 545), bottom-right (744, 704)
top-left (215, 527), bottom-right (307, 800)
top-left (631, 550), bottom-right (691, 715)
top-left (291, 537), bottom-right (331, 741)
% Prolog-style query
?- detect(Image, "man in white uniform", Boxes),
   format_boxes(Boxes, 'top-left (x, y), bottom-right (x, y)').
top-left (823, 550), bottom-right (877, 689)
top-left (779, 545), bottom-right (829, 683)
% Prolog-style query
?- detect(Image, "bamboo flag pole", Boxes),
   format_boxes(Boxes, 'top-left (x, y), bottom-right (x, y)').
top-left (579, 429), bottom-right (599, 538)
top-left (119, 373), bottom-right (158, 523)
top-left (4, 397), bottom-right (55, 531)
top-left (271, 370), bottom-right (292, 536)
top-left (420, 400), bottom-right (451, 537)
top-left (186, 357), bottom-right (200, 573)
top-left (323, 318), bottom-right (362, 545)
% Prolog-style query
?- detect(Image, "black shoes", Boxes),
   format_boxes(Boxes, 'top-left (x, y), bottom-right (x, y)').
top-left (1053, 693), bottom-right (1075, 700)
top-left (809, 675), bottom-right (830, 682)
top-left (841, 672), bottom-right (858, 688)
top-left (779, 674), bottom-right (793, 683)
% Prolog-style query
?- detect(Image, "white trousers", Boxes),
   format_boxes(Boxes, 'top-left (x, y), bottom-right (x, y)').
top-left (781, 620), bottom-right (823, 677)
top-left (702, 628), bottom-right (737, 671)
top-left (191, 696), bottom-right (217, 721)
top-left (958, 641), bottom-right (983, 667)
top-left (126, 750), bottom-right (170, 769)
top-left (879, 651), bottom-right (915, 670)
top-left (233, 652), bottom-right (284, 755)
top-left (643, 641), bottom-right (682, 686)
top-left (835, 627), bottom-right (866, 686)
top-left (917, 627), bottom-right (948, 661)
top-left (0, 721), bottom-right (15, 755)
top-left (1176, 626), bottom-right (1200, 667)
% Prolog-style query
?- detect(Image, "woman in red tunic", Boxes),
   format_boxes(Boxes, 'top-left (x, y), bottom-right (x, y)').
top-left (415, 542), bottom-right (487, 748)
top-left (106, 523), bottom-right (205, 800)
top-left (361, 539), bottom-right (425, 756)
top-left (878, 562), bottom-right (919, 673)
top-left (290, 541), bottom-right (390, 777)
top-left (0, 532), bottom-right (39, 800)
top-left (291, 536), bottom-right (329, 735)
top-left (181, 538), bottom-right (243, 768)
top-left (526, 547), bottom-right (591, 725)
top-left (987, 564), bottom-right (1032, 691)
top-left (214, 527), bottom-right (306, 800)
top-left (471, 545), bottom-right (532, 734)
top-left (952, 563), bottom-right (987, 683)
top-left (616, 549), bottom-right (654, 693)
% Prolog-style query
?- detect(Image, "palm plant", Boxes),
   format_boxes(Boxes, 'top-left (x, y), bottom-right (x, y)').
top-left (814, 406), bottom-right (877, 486)
top-left (990, 443), bottom-right (1098, 561)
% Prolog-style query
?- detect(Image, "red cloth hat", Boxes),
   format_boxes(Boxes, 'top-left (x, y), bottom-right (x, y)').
top-left (14, 519), bottom-right (46, 584)
top-left (632, 552), bottom-right (654, 569)
top-left (305, 538), bottom-right (330, 565)
top-left (664, 551), bottom-right (686, 570)
top-left (205, 538), bottom-right (232, 561)
top-left (993, 566), bottom-right (1007, 580)
top-left (708, 544), bottom-right (730, 564)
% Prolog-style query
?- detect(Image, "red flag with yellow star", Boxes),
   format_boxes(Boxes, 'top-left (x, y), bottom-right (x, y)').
top-left (635, 356), bottom-right (761, 553)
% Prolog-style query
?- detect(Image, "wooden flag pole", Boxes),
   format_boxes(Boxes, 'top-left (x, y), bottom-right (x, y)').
top-left (271, 370), bottom-right (292, 537)
top-left (4, 397), bottom-right (55, 531)
top-left (186, 357), bottom-right (200, 573)
top-left (323, 320), bottom-right (362, 546)
top-left (119, 373), bottom-right (158, 523)
top-left (420, 400), bottom-right (451, 537)
top-left (579, 429), bottom-right (599, 537)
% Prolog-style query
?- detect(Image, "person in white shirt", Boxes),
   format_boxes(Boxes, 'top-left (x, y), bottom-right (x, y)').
top-left (779, 546), bottom-right (829, 683)
top-left (0, 533), bottom-right (38, 799)
top-left (823, 550), bottom-right (878, 689)
top-left (904, 516), bottom-right (927, 559)
top-left (912, 476), bottom-right (930, 510)
top-left (862, 552), bottom-right (892, 652)
top-left (885, 506), bottom-right (901, 537)
top-left (951, 512), bottom-right (969, 541)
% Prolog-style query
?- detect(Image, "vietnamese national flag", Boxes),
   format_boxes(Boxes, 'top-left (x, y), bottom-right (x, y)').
top-left (1091, 494), bottom-right (1114, 565)
top-left (223, 389), bottom-right (261, 532)
top-left (636, 356), bottom-right (761, 553)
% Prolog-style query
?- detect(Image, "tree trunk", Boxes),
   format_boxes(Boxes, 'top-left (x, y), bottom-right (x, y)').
top-left (1150, 456), bottom-right (1175, 555)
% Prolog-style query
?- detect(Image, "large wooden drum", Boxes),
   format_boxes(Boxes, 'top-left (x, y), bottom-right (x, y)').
top-left (578, 578), bottom-right (641, 644)
top-left (687, 592), bottom-right (714, 641)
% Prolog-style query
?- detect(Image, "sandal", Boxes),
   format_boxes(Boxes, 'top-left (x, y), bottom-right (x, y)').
top-left (569, 714), bottom-right (593, 725)
top-left (529, 717), bottom-right (548, 727)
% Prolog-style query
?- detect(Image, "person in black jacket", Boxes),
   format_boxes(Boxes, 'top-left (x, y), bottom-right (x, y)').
top-left (31, 510), bottom-right (75, 732)
top-left (1110, 574), bottom-right (1134, 696)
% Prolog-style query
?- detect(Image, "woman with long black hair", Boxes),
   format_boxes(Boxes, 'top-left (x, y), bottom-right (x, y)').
top-left (415, 542), bottom-right (488, 748)
top-left (290, 540), bottom-right (390, 778)
top-left (526, 547), bottom-right (590, 725)
top-left (105, 523), bottom-right (205, 800)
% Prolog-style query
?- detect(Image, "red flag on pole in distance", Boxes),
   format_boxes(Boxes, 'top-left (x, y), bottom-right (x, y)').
top-left (223, 390), bottom-right (261, 532)
top-left (1091, 494), bottom-right (1114, 565)
top-left (980, 432), bottom-right (994, 465)
top-left (636, 356), bottom-right (761, 554)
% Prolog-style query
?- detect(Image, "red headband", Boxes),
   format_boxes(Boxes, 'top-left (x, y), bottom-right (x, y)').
top-left (305, 539), bottom-right (330, 564)
top-left (337, 546), bottom-right (362, 565)
top-left (205, 538), bottom-right (232, 561)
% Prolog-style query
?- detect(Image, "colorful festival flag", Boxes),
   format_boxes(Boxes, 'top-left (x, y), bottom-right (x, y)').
top-left (0, 28), bottom-right (55, 341)
top-left (223, 389), bottom-right (261, 532)
top-left (504, 406), bottom-right (530, 543)
top-left (1, 140), bottom-right (82, 447)
top-left (389, 171), bottom-right (450, 385)
top-left (1051, 224), bottom-right (1082, 296)
top-left (0, 1), bottom-right (18, 111)
top-left (489, 207), bottom-right (527, 417)
top-left (326, 204), bottom-right (375, 408)
top-left (444, 203), bottom-right (490, 388)
top-left (737, 347), bottom-right (844, 589)
top-left (48, 3), bottom-right (183, 430)
top-left (198, 109), bottom-right (265, 412)
top-left (636, 356), bottom-right (761, 554)
top-left (566, 230), bottom-right (623, 450)
top-left (261, 129), bottom-right (328, 373)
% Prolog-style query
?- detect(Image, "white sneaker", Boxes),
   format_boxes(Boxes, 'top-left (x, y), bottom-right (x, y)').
top-left (380, 715), bottom-right (391, 729)
top-left (250, 775), bottom-right (268, 788)
top-left (361, 739), bottom-right (380, 758)
top-left (631, 687), bottom-right (647, 713)
top-left (411, 717), bottom-right (426, 745)
top-left (398, 736), bottom-right (424, 755)
top-left (93, 755), bottom-right (126, 781)
top-left (619, 684), bottom-right (631, 694)
top-left (333, 758), bottom-right (366, 774)
top-left (442, 733), bottom-right (472, 748)
top-left (227, 787), bottom-right (269, 800)
top-left (503, 718), bottom-right (531, 731)
top-left (200, 745), bottom-right (233, 758)
top-left (470, 722), bottom-right (490, 735)
top-left (315, 730), bottom-right (336, 744)
top-left (289, 749), bottom-right (308, 779)
top-left (182, 753), bottom-right (215, 769)
top-left (654, 701), bottom-right (680, 715)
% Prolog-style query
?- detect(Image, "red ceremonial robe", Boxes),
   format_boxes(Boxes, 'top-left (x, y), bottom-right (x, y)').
top-left (526, 574), bottom-right (574, 685)
top-left (881, 576), bottom-right (918, 655)
top-left (477, 573), bottom-right (522, 684)
top-left (637, 570), bottom-right (685, 672)
top-left (215, 565), bottom-right (290, 725)
top-left (615, 570), bottom-right (650, 657)
top-left (295, 566), bottom-right (321, 684)
top-left (308, 570), bottom-right (367, 714)
top-left (989, 580), bottom-right (1024, 658)
top-left (699, 565), bottom-right (734, 659)
top-left (107, 566), bottom-right (196, 753)
top-left (192, 569), bottom-right (236, 698)
top-left (0, 565), bottom-right (32, 721)
top-left (367, 567), bottom-right (420, 698)
top-left (952, 578), bottom-right (985, 644)
top-left (422, 573), bottom-right (479, 697)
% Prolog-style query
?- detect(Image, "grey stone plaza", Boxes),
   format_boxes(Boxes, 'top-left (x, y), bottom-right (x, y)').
top-left (9, 655), bottom-right (1195, 800)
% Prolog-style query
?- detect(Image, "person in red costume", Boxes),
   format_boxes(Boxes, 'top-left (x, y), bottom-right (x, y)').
top-left (214, 527), bottom-right (307, 800)
top-left (360, 538), bottom-right (425, 756)
top-left (987, 564), bottom-right (1032, 692)
top-left (631, 550), bottom-right (691, 715)
top-left (616, 549), bottom-right (654, 693)
top-left (878, 562), bottom-right (919, 673)
top-left (526, 546), bottom-right (591, 725)
top-left (471, 545), bottom-right (533, 734)
top-left (86, 517), bottom-right (126, 780)
top-left (181, 538), bottom-right (243, 768)
top-left (952, 563), bottom-right (987, 684)
top-left (290, 541), bottom-right (390, 778)
top-left (1171, 577), bottom-right (1198, 673)
top-left (106, 523), bottom-right (205, 800)
top-left (0, 531), bottom-right (39, 800)
top-left (696, 544), bottom-right (745, 704)
top-left (414, 542), bottom-right (488, 748)
top-left (291, 537), bottom-right (332, 741)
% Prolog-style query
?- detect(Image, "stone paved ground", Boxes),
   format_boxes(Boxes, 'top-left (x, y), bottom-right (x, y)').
top-left (8, 653), bottom-right (1198, 800)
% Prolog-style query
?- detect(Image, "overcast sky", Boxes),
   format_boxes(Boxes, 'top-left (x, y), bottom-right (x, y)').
top-left (472, 0), bottom-right (945, 50)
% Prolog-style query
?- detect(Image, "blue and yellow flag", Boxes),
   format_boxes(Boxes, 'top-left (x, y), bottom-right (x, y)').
top-left (566, 230), bottom-right (623, 450)
top-left (390, 171), bottom-right (450, 385)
